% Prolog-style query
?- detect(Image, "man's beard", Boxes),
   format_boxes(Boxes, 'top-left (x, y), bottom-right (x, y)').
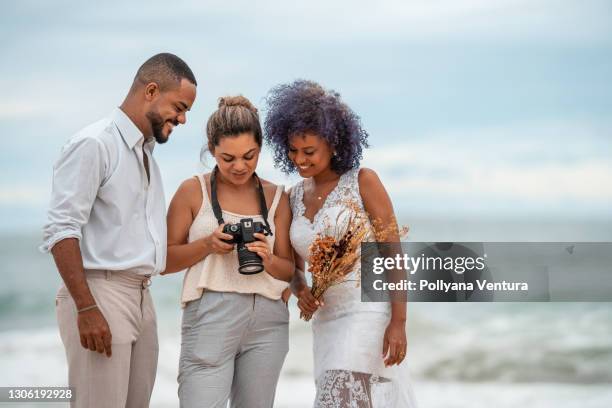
top-left (146, 110), bottom-right (169, 144)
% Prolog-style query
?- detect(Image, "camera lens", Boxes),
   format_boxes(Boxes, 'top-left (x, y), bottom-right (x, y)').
top-left (239, 263), bottom-right (264, 274)
top-left (237, 244), bottom-right (264, 274)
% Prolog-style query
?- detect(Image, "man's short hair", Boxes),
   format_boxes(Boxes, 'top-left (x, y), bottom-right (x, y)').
top-left (135, 53), bottom-right (197, 90)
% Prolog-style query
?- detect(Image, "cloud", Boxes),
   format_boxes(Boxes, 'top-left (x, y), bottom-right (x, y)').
top-left (193, 0), bottom-right (612, 45)
top-left (5, 0), bottom-right (612, 47)
top-left (362, 120), bottom-right (612, 209)
top-left (0, 76), bottom-right (123, 123)
top-left (2, 1), bottom-right (611, 224)
top-left (0, 186), bottom-right (48, 206)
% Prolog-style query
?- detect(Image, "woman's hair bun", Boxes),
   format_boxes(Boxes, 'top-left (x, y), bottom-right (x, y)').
top-left (205, 94), bottom-right (263, 150)
top-left (218, 95), bottom-right (258, 114)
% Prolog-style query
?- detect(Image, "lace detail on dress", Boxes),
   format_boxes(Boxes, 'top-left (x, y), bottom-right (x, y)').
top-left (292, 168), bottom-right (363, 226)
top-left (328, 168), bottom-right (363, 212)
top-left (314, 370), bottom-right (393, 408)
top-left (289, 181), bottom-right (306, 219)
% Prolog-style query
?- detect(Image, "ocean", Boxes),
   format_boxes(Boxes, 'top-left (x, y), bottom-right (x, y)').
top-left (1, 217), bottom-right (611, 407)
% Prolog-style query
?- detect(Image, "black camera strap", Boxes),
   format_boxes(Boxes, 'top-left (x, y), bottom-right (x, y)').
top-left (210, 166), bottom-right (273, 235)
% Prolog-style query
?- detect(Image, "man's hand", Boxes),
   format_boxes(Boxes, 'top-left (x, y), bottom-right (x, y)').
top-left (50, 238), bottom-right (112, 357)
top-left (77, 307), bottom-right (112, 357)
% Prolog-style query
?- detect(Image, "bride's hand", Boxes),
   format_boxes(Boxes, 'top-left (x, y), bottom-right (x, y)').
top-left (382, 320), bottom-right (407, 367)
top-left (281, 288), bottom-right (292, 305)
top-left (294, 283), bottom-right (323, 316)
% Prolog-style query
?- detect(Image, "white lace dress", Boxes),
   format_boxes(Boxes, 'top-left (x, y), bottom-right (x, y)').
top-left (289, 168), bottom-right (418, 408)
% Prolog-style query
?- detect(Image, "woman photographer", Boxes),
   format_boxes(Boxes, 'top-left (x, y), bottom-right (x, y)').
top-left (163, 96), bottom-right (293, 407)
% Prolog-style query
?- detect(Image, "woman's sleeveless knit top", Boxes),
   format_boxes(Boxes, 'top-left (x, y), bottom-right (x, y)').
top-left (180, 174), bottom-right (289, 307)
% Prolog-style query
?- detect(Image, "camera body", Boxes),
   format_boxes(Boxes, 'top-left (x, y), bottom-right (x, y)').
top-left (223, 218), bottom-right (270, 274)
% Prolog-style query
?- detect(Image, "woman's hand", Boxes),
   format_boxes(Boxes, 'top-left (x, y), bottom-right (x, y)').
top-left (293, 281), bottom-right (323, 316)
top-left (382, 319), bottom-right (407, 367)
top-left (204, 224), bottom-right (235, 255)
top-left (281, 287), bottom-right (292, 305)
top-left (246, 232), bottom-right (274, 266)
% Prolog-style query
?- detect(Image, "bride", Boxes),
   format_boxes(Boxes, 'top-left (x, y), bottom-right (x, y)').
top-left (265, 80), bottom-right (418, 407)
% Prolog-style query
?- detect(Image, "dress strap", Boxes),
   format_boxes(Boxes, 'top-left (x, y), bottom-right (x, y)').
top-left (195, 174), bottom-right (211, 214)
top-left (268, 184), bottom-right (285, 219)
top-left (336, 168), bottom-right (364, 210)
top-left (342, 167), bottom-right (360, 189)
top-left (289, 180), bottom-right (306, 217)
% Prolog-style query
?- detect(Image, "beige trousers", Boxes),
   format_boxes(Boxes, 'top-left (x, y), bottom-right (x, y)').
top-left (56, 270), bottom-right (158, 408)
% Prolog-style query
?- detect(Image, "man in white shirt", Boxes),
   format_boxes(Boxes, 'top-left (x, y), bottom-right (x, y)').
top-left (41, 53), bottom-right (197, 407)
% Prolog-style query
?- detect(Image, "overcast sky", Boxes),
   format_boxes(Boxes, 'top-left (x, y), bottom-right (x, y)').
top-left (2, 0), bottom-right (611, 232)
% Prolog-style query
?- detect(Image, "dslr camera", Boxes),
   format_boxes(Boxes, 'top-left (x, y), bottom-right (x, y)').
top-left (223, 218), bottom-right (271, 274)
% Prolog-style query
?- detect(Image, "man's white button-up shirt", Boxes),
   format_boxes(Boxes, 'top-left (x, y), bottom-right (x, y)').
top-left (41, 108), bottom-right (167, 275)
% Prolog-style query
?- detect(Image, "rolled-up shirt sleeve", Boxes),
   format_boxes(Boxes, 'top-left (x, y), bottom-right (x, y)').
top-left (40, 136), bottom-right (105, 253)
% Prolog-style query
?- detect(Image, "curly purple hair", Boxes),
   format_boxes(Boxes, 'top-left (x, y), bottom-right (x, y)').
top-left (263, 80), bottom-right (369, 175)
